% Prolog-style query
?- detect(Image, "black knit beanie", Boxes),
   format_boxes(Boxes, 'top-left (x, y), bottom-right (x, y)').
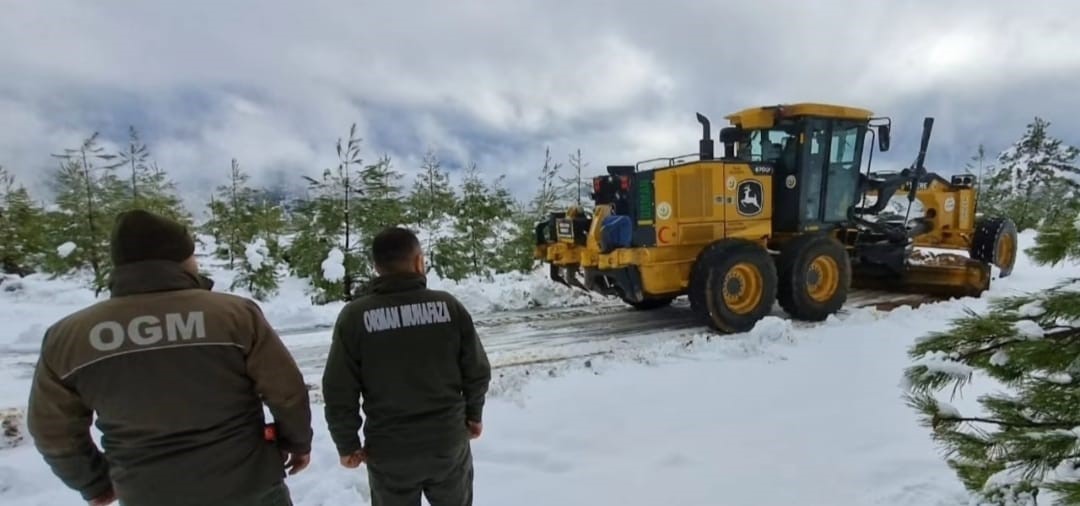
top-left (110, 209), bottom-right (195, 266)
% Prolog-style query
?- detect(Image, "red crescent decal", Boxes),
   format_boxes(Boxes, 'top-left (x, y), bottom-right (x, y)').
top-left (658, 226), bottom-right (671, 244)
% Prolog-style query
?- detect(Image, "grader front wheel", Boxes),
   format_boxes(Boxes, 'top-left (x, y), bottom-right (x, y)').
top-left (776, 233), bottom-right (851, 321)
top-left (689, 239), bottom-right (778, 333)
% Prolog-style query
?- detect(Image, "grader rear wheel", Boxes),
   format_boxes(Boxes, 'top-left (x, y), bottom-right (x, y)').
top-left (688, 239), bottom-right (777, 333)
top-left (970, 217), bottom-right (1018, 277)
top-left (776, 233), bottom-right (851, 321)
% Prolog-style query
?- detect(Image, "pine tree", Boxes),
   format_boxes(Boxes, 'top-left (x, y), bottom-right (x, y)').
top-left (496, 146), bottom-right (581, 276)
top-left (231, 200), bottom-right (286, 301)
top-left (561, 148), bottom-right (592, 208)
top-left (904, 204), bottom-right (1080, 505)
top-left (433, 163), bottom-right (518, 281)
top-left (45, 133), bottom-right (126, 294)
top-left (203, 159), bottom-right (261, 269)
top-left (104, 127), bottom-right (190, 224)
top-left (405, 149), bottom-right (457, 267)
top-left (0, 166), bottom-right (47, 275)
top-left (104, 126), bottom-right (149, 203)
top-left (200, 158), bottom-right (284, 299)
top-left (980, 118), bottom-right (1080, 230)
top-left (528, 146), bottom-right (570, 220)
top-left (138, 161), bottom-right (190, 224)
top-left (354, 154), bottom-right (407, 278)
top-left (287, 124), bottom-right (367, 303)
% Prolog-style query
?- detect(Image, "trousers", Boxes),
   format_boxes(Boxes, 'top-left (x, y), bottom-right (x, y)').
top-left (366, 442), bottom-right (474, 506)
top-left (119, 481), bottom-right (292, 506)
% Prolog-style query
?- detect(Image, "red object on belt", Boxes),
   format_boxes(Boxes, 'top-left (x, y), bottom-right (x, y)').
top-left (264, 424), bottom-right (277, 441)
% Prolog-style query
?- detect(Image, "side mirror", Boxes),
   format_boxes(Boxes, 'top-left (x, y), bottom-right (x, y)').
top-left (719, 126), bottom-right (746, 144)
top-left (878, 124), bottom-right (891, 152)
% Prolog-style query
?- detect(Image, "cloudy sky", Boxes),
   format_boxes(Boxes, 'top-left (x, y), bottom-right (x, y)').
top-left (2, 0), bottom-right (1078, 207)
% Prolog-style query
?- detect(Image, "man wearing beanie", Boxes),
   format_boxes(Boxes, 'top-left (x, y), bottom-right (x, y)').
top-left (27, 209), bottom-right (313, 506)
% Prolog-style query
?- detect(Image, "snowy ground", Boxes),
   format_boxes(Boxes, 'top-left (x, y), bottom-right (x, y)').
top-left (0, 231), bottom-right (1076, 505)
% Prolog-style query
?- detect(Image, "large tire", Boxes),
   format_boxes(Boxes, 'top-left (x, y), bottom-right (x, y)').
top-left (970, 216), bottom-right (1018, 277)
top-left (776, 234), bottom-right (851, 321)
top-left (621, 296), bottom-right (675, 311)
top-left (688, 239), bottom-right (777, 333)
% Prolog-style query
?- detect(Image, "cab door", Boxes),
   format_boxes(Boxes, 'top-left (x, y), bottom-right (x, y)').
top-left (798, 118), bottom-right (865, 228)
top-left (821, 121), bottom-right (865, 223)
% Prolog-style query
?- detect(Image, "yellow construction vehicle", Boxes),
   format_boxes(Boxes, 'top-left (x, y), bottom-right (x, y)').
top-left (534, 103), bottom-right (1018, 333)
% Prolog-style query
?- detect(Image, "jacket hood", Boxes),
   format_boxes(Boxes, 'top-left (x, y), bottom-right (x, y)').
top-left (108, 260), bottom-right (215, 297)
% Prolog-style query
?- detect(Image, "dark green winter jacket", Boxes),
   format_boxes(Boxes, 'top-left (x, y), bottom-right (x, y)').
top-left (322, 271), bottom-right (491, 459)
top-left (27, 261), bottom-right (312, 506)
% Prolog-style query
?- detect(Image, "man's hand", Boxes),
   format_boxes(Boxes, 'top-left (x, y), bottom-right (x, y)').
top-left (467, 420), bottom-right (483, 440)
top-left (283, 452), bottom-right (311, 475)
top-left (339, 448), bottom-right (367, 469)
top-left (88, 487), bottom-right (117, 506)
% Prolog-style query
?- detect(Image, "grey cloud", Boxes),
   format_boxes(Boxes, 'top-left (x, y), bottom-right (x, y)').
top-left (1, 0), bottom-right (1078, 208)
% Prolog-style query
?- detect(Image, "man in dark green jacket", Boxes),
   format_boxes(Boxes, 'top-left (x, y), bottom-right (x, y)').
top-left (322, 227), bottom-right (491, 506)
top-left (27, 209), bottom-right (312, 506)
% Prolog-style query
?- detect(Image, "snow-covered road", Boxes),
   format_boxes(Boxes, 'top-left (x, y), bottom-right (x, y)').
top-left (285, 290), bottom-right (940, 395)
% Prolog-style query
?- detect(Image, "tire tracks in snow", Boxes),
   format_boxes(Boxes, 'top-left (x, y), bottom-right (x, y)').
top-left (297, 290), bottom-right (942, 401)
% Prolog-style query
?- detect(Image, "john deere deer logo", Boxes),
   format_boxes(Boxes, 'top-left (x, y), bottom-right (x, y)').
top-left (737, 180), bottom-right (763, 216)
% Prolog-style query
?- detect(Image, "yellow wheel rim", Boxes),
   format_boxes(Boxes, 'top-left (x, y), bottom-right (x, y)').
top-left (806, 255), bottom-right (840, 303)
top-left (723, 262), bottom-right (764, 315)
top-left (997, 232), bottom-right (1015, 270)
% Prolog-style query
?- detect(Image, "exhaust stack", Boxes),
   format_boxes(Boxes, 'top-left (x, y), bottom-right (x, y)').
top-left (696, 113), bottom-right (714, 160)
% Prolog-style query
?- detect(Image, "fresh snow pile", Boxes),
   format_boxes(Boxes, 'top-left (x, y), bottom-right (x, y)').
top-left (1013, 319), bottom-right (1045, 339)
top-left (320, 248), bottom-right (346, 282)
top-left (245, 238), bottom-right (269, 270)
top-left (426, 268), bottom-right (602, 311)
top-left (55, 242), bottom-right (76, 258)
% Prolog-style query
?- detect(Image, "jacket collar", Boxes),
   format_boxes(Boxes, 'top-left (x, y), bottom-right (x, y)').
top-left (364, 271), bottom-right (427, 295)
top-left (109, 260), bottom-right (215, 297)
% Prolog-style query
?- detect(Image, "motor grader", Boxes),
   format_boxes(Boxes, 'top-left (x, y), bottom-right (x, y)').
top-left (534, 103), bottom-right (1018, 333)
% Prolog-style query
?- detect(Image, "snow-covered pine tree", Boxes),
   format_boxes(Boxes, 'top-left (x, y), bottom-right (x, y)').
top-left (287, 123), bottom-right (367, 303)
top-left (45, 133), bottom-right (126, 294)
top-left (203, 159), bottom-right (260, 269)
top-left (904, 203), bottom-right (1080, 505)
top-left (0, 166), bottom-right (47, 275)
top-left (231, 199), bottom-right (286, 301)
top-left (199, 158), bottom-right (284, 299)
top-left (979, 118), bottom-right (1080, 230)
top-left (103, 127), bottom-right (190, 224)
top-left (405, 149), bottom-right (457, 265)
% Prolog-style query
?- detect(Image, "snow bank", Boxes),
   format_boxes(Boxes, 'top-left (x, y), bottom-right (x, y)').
top-left (426, 268), bottom-right (602, 313)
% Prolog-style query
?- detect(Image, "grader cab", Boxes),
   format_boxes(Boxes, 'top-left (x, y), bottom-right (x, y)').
top-left (534, 103), bottom-right (1017, 333)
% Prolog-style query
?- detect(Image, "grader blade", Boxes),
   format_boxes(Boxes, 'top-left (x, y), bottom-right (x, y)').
top-left (548, 263), bottom-right (570, 287)
top-left (563, 265), bottom-right (587, 291)
top-left (550, 263), bottom-right (588, 291)
top-left (851, 252), bottom-right (990, 299)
